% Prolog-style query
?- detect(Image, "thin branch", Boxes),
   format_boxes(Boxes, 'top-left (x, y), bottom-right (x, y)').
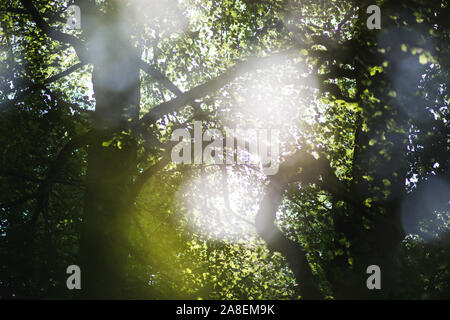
top-left (139, 60), bottom-right (184, 96)
top-left (1, 7), bottom-right (66, 24)
top-left (1, 62), bottom-right (84, 109)
top-left (18, 0), bottom-right (88, 61)
top-left (335, 7), bottom-right (355, 39)
top-left (139, 60), bottom-right (204, 115)
top-left (131, 148), bottom-right (173, 200)
top-left (43, 62), bottom-right (84, 85)
top-left (29, 131), bottom-right (92, 224)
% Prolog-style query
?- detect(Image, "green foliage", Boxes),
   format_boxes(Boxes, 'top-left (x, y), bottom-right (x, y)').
top-left (0, 0), bottom-right (448, 299)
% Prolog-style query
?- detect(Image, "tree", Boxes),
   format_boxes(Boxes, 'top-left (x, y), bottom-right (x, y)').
top-left (0, 0), bottom-right (448, 299)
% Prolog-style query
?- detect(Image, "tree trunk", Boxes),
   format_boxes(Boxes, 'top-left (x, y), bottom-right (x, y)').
top-left (256, 179), bottom-right (323, 299)
top-left (79, 15), bottom-right (140, 298)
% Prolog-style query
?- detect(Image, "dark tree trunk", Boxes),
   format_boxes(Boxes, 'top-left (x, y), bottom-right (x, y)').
top-left (255, 165), bottom-right (324, 299)
top-left (79, 12), bottom-right (141, 298)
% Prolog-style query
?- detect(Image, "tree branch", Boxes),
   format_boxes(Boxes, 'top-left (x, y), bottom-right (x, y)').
top-left (139, 60), bottom-right (184, 96)
top-left (254, 150), bottom-right (326, 299)
top-left (1, 62), bottom-right (84, 110)
top-left (138, 47), bottom-right (301, 128)
top-left (1, 7), bottom-right (66, 24)
top-left (131, 148), bottom-right (173, 201)
top-left (18, 0), bottom-right (88, 61)
top-left (29, 131), bottom-right (91, 224)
